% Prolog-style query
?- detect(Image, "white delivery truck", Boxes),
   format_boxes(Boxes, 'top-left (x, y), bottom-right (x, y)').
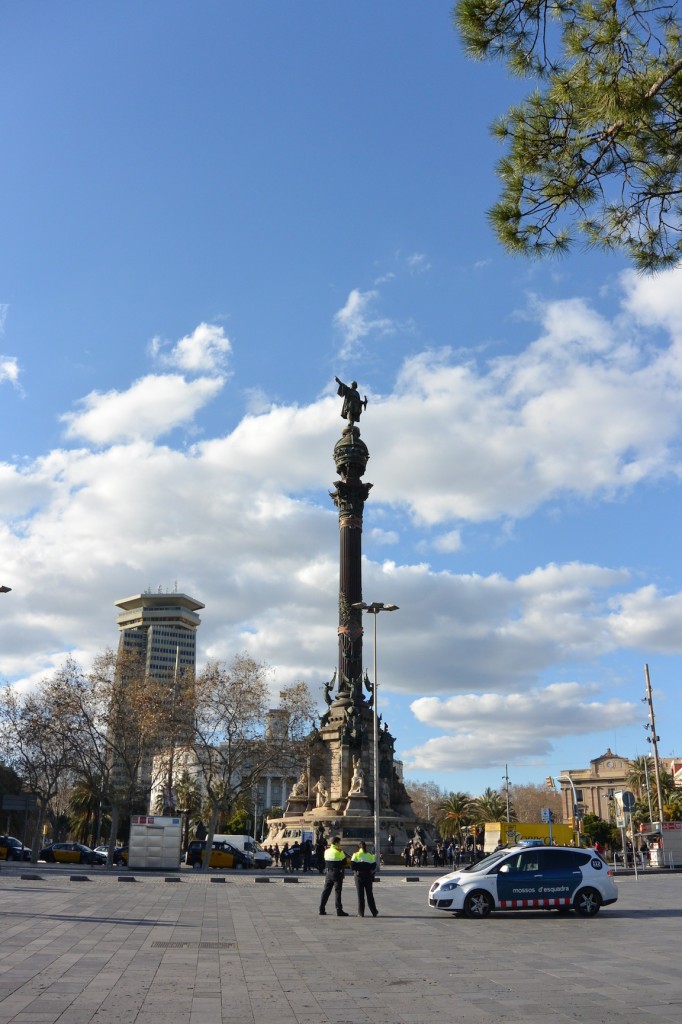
top-left (213, 834), bottom-right (273, 868)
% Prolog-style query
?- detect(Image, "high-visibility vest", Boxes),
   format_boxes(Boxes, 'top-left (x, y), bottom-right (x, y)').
top-left (351, 851), bottom-right (375, 864)
top-left (324, 846), bottom-right (346, 862)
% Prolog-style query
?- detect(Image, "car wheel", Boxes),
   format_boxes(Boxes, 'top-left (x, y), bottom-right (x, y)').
top-left (463, 890), bottom-right (494, 919)
top-left (192, 859), bottom-right (202, 870)
top-left (574, 887), bottom-right (602, 917)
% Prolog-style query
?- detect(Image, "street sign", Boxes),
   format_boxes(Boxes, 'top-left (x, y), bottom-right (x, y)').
top-left (2, 794), bottom-right (37, 811)
top-left (621, 791), bottom-right (636, 813)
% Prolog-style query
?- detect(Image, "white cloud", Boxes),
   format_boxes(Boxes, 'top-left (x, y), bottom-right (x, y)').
top-left (432, 530), bottom-right (462, 553)
top-left (151, 322), bottom-right (232, 374)
top-left (366, 285), bottom-right (682, 524)
top-left (61, 373), bottom-right (224, 444)
top-left (0, 355), bottom-right (20, 387)
top-left (369, 528), bottom-right (399, 545)
top-left (334, 288), bottom-right (396, 360)
top-left (608, 585), bottom-right (682, 653)
top-left (404, 684), bottom-right (638, 771)
top-left (620, 265), bottom-right (682, 336)
top-left (406, 252), bottom-right (431, 273)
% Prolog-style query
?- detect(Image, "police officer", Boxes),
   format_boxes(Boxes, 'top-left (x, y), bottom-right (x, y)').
top-left (351, 840), bottom-right (378, 918)
top-left (319, 836), bottom-right (349, 916)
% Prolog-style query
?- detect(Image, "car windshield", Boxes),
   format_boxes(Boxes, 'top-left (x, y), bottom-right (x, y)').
top-left (461, 849), bottom-right (510, 873)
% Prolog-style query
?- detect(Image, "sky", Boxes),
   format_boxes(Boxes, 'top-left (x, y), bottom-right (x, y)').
top-left (2, 1), bottom-right (682, 800)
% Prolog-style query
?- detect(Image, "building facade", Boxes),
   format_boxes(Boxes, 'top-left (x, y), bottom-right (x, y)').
top-left (115, 590), bottom-right (204, 679)
top-left (115, 589), bottom-right (204, 800)
top-left (558, 749), bottom-right (632, 822)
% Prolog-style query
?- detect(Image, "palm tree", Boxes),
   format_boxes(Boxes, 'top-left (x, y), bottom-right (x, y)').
top-left (473, 787), bottom-right (513, 822)
top-left (663, 789), bottom-right (682, 821)
top-left (69, 776), bottom-right (107, 846)
top-left (626, 756), bottom-right (651, 800)
top-left (436, 791), bottom-right (473, 845)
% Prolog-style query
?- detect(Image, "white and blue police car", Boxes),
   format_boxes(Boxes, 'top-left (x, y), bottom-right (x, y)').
top-left (429, 844), bottom-right (618, 919)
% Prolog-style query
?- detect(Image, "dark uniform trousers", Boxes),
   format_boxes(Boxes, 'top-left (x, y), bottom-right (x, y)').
top-left (353, 866), bottom-right (377, 916)
top-left (320, 864), bottom-right (345, 913)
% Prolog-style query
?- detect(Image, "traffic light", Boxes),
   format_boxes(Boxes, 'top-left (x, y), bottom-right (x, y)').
top-left (545, 776), bottom-right (555, 789)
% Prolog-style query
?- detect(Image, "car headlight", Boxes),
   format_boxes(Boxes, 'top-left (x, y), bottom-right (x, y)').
top-left (438, 881), bottom-right (459, 892)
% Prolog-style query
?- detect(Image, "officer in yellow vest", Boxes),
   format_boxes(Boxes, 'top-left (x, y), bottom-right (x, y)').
top-left (319, 836), bottom-right (349, 916)
top-left (351, 840), bottom-right (378, 917)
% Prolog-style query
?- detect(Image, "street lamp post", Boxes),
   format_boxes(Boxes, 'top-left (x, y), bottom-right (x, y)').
top-left (351, 601), bottom-right (399, 870)
top-left (558, 773), bottom-right (580, 846)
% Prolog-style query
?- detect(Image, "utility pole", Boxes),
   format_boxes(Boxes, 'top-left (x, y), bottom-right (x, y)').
top-left (502, 764), bottom-right (511, 822)
top-left (643, 664), bottom-right (665, 822)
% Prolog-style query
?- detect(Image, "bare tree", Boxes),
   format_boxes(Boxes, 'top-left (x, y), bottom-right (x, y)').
top-left (54, 651), bottom-right (173, 867)
top-left (510, 782), bottom-right (562, 823)
top-left (0, 677), bottom-right (72, 861)
top-left (404, 779), bottom-right (447, 821)
top-left (184, 656), bottom-right (316, 870)
top-left (183, 655), bottom-right (270, 869)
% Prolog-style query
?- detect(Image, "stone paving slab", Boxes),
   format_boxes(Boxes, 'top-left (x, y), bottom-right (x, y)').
top-left (1, 868), bottom-right (682, 1022)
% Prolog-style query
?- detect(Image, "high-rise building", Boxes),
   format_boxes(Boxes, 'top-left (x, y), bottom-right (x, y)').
top-left (114, 590), bottom-right (204, 806)
top-left (115, 589), bottom-right (204, 680)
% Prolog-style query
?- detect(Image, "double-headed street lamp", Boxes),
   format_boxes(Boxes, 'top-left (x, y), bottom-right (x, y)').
top-left (351, 601), bottom-right (399, 869)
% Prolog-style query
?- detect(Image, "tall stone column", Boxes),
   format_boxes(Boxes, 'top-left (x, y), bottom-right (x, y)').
top-left (331, 423), bottom-right (372, 695)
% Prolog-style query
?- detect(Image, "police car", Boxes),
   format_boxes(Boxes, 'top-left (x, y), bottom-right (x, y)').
top-left (428, 844), bottom-right (618, 918)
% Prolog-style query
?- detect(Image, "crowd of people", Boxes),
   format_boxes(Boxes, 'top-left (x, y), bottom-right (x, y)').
top-left (263, 836), bottom-right (328, 873)
top-left (402, 838), bottom-right (478, 868)
top-left (262, 834), bottom-right (480, 872)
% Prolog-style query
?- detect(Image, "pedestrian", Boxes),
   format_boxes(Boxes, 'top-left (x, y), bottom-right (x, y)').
top-left (319, 836), bottom-right (349, 916)
top-left (302, 838), bottom-right (313, 872)
top-left (315, 835), bottom-right (327, 873)
top-left (351, 840), bottom-right (378, 918)
top-left (290, 841), bottom-right (301, 871)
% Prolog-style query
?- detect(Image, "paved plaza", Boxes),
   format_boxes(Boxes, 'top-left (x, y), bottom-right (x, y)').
top-left (1, 864), bottom-right (681, 1024)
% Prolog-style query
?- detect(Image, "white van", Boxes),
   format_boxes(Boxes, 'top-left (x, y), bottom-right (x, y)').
top-left (213, 835), bottom-right (272, 869)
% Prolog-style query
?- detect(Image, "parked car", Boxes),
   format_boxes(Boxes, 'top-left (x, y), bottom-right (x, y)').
top-left (429, 844), bottom-right (618, 918)
top-left (39, 842), bottom-right (100, 866)
top-left (0, 835), bottom-right (31, 861)
top-left (93, 845), bottom-right (128, 865)
top-left (184, 839), bottom-right (251, 870)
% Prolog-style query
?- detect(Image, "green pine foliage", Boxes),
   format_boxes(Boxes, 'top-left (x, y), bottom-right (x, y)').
top-left (454, 0), bottom-right (682, 270)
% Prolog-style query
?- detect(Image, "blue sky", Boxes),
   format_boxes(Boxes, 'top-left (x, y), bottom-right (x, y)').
top-left (2, 1), bottom-right (682, 799)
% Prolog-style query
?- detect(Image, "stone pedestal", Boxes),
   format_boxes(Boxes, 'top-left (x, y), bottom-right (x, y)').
top-left (345, 792), bottom-right (372, 816)
top-left (283, 796), bottom-right (309, 818)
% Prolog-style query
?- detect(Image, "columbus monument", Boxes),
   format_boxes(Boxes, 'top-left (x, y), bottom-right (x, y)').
top-left (266, 379), bottom-right (417, 856)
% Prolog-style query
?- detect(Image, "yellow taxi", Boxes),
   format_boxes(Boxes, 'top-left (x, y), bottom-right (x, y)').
top-left (185, 839), bottom-right (251, 870)
top-left (39, 842), bottom-right (99, 865)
